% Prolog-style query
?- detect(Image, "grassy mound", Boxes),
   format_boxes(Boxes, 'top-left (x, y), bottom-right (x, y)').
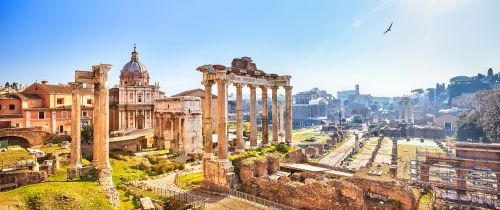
top-left (0, 181), bottom-right (114, 210)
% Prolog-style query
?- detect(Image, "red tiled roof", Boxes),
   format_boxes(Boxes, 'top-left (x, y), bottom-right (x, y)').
top-left (23, 83), bottom-right (93, 95)
top-left (172, 88), bottom-right (217, 99)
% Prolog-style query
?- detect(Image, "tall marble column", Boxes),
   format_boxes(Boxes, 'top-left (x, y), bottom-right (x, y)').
top-left (271, 86), bottom-right (279, 144)
top-left (285, 86), bottom-right (293, 144)
top-left (95, 64), bottom-right (112, 177)
top-left (92, 83), bottom-right (101, 167)
top-left (159, 113), bottom-right (165, 149)
top-left (216, 78), bottom-right (229, 162)
top-left (249, 84), bottom-right (257, 148)
top-left (203, 80), bottom-right (214, 158)
top-left (235, 83), bottom-right (244, 149)
top-left (70, 82), bottom-right (82, 169)
top-left (260, 86), bottom-right (269, 145)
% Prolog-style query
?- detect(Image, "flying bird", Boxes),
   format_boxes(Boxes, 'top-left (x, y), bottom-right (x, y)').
top-left (383, 22), bottom-right (393, 35)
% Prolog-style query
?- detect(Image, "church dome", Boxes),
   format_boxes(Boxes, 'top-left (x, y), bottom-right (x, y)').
top-left (120, 46), bottom-right (150, 86)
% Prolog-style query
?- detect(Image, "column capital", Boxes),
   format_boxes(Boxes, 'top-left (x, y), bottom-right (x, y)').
top-left (270, 85), bottom-right (279, 91)
top-left (284, 86), bottom-right (293, 90)
top-left (69, 82), bottom-right (83, 92)
top-left (248, 84), bottom-right (257, 89)
top-left (215, 77), bottom-right (229, 85)
top-left (203, 80), bottom-right (214, 87)
top-left (234, 83), bottom-right (245, 88)
top-left (259, 85), bottom-right (269, 91)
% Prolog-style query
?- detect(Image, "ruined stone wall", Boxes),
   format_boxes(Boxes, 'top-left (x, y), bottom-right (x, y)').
top-left (285, 149), bottom-right (307, 163)
top-left (238, 154), bottom-right (364, 209)
top-left (349, 177), bottom-right (417, 210)
top-left (240, 176), bottom-right (364, 209)
top-left (0, 170), bottom-right (48, 191)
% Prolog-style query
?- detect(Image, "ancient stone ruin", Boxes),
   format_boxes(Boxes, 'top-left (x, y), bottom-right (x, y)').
top-left (197, 57), bottom-right (292, 189)
top-left (153, 96), bottom-right (203, 155)
top-left (67, 64), bottom-right (118, 207)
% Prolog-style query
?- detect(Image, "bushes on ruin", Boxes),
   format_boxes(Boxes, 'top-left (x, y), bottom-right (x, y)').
top-left (148, 158), bottom-right (184, 175)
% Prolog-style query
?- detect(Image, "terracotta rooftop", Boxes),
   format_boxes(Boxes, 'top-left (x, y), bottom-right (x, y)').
top-left (23, 83), bottom-right (93, 95)
top-left (172, 88), bottom-right (217, 99)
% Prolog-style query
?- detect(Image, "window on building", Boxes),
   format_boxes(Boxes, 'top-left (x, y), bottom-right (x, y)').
top-left (444, 122), bottom-right (452, 131)
top-left (56, 98), bottom-right (64, 105)
top-left (129, 93), bottom-right (133, 100)
top-left (9, 104), bottom-right (15, 110)
top-left (82, 111), bottom-right (88, 117)
top-left (39, 111), bottom-right (45, 119)
top-left (87, 99), bottom-right (92, 105)
top-left (138, 95), bottom-right (142, 103)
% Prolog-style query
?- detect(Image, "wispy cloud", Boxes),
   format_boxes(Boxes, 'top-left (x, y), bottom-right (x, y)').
top-left (353, 0), bottom-right (392, 28)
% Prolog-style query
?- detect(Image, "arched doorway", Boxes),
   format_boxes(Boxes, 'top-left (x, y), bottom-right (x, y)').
top-left (59, 125), bottom-right (64, 134)
top-left (0, 136), bottom-right (31, 148)
top-left (136, 113), bottom-right (145, 129)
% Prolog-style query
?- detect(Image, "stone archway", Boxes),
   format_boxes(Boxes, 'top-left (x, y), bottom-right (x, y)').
top-left (0, 136), bottom-right (31, 148)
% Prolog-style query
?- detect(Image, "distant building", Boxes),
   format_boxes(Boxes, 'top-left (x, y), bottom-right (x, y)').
top-left (109, 47), bottom-right (164, 132)
top-left (434, 113), bottom-right (459, 132)
top-left (0, 81), bottom-right (94, 134)
top-left (292, 88), bottom-right (339, 128)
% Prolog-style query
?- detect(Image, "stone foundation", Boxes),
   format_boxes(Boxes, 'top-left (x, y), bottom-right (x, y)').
top-left (202, 158), bottom-right (237, 189)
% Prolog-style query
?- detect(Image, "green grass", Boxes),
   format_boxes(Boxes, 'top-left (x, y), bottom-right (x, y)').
top-left (117, 189), bottom-right (138, 210)
top-left (39, 144), bottom-right (70, 154)
top-left (0, 179), bottom-right (114, 210)
top-left (111, 155), bottom-right (148, 186)
top-left (292, 130), bottom-right (330, 145)
top-left (0, 148), bottom-right (33, 168)
top-left (177, 172), bottom-right (204, 190)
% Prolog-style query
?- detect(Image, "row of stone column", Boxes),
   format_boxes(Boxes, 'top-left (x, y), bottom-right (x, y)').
top-left (202, 79), bottom-right (293, 163)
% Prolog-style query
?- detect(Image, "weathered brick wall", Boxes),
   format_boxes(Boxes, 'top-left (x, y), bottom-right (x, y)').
top-left (285, 149), bottom-right (307, 163)
top-left (240, 176), bottom-right (365, 210)
top-left (349, 177), bottom-right (417, 210)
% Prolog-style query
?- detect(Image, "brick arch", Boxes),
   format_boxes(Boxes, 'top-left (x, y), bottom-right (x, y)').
top-left (0, 128), bottom-right (54, 147)
top-left (0, 135), bottom-right (31, 148)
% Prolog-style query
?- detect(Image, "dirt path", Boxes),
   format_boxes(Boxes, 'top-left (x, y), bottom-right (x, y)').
top-left (318, 134), bottom-right (355, 167)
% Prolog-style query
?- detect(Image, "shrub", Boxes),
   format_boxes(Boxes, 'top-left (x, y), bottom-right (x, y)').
top-left (276, 143), bottom-right (292, 154)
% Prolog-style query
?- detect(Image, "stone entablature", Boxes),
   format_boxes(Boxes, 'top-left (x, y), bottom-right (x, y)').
top-left (153, 97), bottom-right (203, 155)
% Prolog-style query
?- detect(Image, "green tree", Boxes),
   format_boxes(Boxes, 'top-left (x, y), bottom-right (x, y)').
top-left (81, 123), bottom-right (93, 144)
top-left (456, 112), bottom-right (483, 141)
top-left (456, 91), bottom-right (500, 143)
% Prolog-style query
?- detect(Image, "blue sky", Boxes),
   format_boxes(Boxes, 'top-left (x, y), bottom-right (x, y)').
top-left (1, 0), bottom-right (499, 97)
